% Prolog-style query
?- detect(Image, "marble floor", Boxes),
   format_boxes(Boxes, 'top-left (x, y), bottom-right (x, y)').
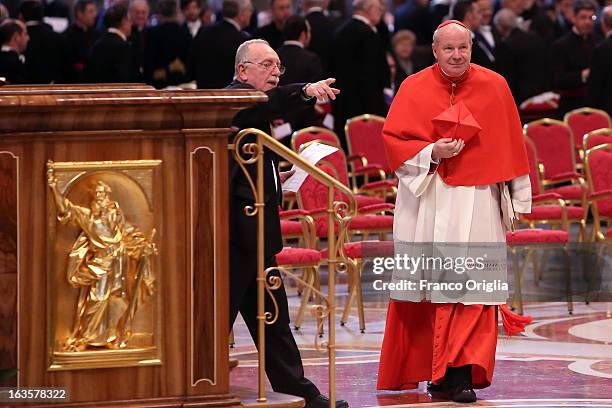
top-left (230, 270), bottom-right (612, 407)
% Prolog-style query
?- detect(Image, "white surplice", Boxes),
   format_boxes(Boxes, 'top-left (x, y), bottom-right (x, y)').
top-left (390, 143), bottom-right (532, 305)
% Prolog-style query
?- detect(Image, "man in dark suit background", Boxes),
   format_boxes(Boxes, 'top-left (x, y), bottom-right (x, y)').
top-left (19, 0), bottom-right (66, 84)
top-left (393, 0), bottom-right (435, 46)
top-left (192, 0), bottom-right (252, 89)
top-left (331, 0), bottom-right (390, 147)
top-left (494, 8), bottom-right (550, 104)
top-left (63, 0), bottom-right (100, 83)
top-left (254, 0), bottom-right (293, 49)
top-left (453, 0), bottom-right (496, 70)
top-left (277, 15), bottom-right (323, 142)
top-left (87, 3), bottom-right (134, 83)
top-left (303, 0), bottom-right (336, 75)
top-left (181, 0), bottom-right (202, 38)
top-left (128, 0), bottom-right (149, 81)
top-left (586, 5), bottom-right (612, 116)
top-left (0, 19), bottom-right (29, 84)
top-left (227, 38), bottom-right (347, 408)
top-left (551, 0), bottom-right (598, 115)
top-left (143, 0), bottom-right (191, 88)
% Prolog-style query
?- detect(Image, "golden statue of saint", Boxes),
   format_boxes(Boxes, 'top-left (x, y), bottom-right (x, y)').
top-left (48, 169), bottom-right (157, 351)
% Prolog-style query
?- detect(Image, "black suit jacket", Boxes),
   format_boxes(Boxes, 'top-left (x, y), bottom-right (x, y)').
top-left (305, 10), bottom-right (337, 75)
top-left (586, 37), bottom-right (612, 116)
top-left (393, 0), bottom-right (435, 46)
top-left (552, 30), bottom-right (596, 113)
top-left (192, 20), bottom-right (249, 89)
top-left (62, 24), bottom-right (101, 83)
top-left (87, 31), bottom-right (134, 83)
top-left (254, 22), bottom-right (284, 50)
top-left (143, 21), bottom-right (192, 88)
top-left (496, 28), bottom-right (551, 104)
top-left (129, 26), bottom-right (147, 81)
top-left (0, 50), bottom-right (26, 84)
top-left (277, 43), bottom-right (323, 135)
top-left (331, 18), bottom-right (390, 136)
top-left (24, 22), bottom-right (66, 84)
top-left (227, 81), bottom-right (315, 258)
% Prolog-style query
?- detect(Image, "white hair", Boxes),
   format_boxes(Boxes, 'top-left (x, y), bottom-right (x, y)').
top-left (353, 0), bottom-right (379, 12)
top-left (234, 39), bottom-right (271, 79)
top-left (493, 8), bottom-right (518, 31)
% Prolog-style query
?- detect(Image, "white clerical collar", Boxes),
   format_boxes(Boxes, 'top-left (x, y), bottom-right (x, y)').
top-left (224, 17), bottom-right (241, 32)
top-left (353, 15), bottom-right (376, 32)
top-left (25, 20), bottom-right (42, 26)
top-left (187, 19), bottom-right (201, 37)
top-left (108, 27), bottom-right (127, 41)
top-left (283, 40), bottom-right (304, 48)
top-left (1, 45), bottom-right (25, 63)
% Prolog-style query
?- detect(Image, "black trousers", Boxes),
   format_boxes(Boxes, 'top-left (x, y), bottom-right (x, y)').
top-left (229, 246), bottom-right (320, 402)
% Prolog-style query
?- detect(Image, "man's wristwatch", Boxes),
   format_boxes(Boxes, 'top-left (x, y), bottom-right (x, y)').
top-left (301, 83), bottom-right (312, 98)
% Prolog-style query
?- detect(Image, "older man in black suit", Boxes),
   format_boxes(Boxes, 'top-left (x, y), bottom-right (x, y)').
top-left (227, 38), bottom-right (347, 408)
top-left (192, 0), bottom-right (252, 89)
top-left (587, 5), bottom-right (612, 116)
top-left (494, 8), bottom-right (551, 104)
top-left (331, 0), bottom-right (390, 147)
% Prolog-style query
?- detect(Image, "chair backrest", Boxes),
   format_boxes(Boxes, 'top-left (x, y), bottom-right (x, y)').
top-left (523, 118), bottom-right (576, 179)
top-left (564, 108), bottom-right (612, 151)
top-left (294, 133), bottom-right (350, 187)
top-left (297, 164), bottom-right (344, 211)
top-left (583, 128), bottom-right (612, 151)
top-left (344, 114), bottom-right (390, 172)
top-left (291, 126), bottom-right (341, 151)
top-left (523, 134), bottom-right (543, 196)
top-left (584, 143), bottom-right (612, 217)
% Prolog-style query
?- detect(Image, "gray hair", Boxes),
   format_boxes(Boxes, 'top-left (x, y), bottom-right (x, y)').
top-left (493, 8), bottom-right (518, 31)
top-left (353, 0), bottom-right (379, 12)
top-left (234, 39), bottom-right (271, 79)
top-left (432, 20), bottom-right (473, 44)
top-left (222, 0), bottom-right (251, 18)
top-left (392, 29), bottom-right (416, 48)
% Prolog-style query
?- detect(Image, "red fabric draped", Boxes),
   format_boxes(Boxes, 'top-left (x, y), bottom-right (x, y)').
top-left (382, 64), bottom-right (530, 186)
top-left (377, 301), bottom-right (498, 390)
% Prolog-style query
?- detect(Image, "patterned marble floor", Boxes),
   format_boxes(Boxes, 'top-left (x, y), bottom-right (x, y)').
top-left (230, 277), bottom-right (612, 408)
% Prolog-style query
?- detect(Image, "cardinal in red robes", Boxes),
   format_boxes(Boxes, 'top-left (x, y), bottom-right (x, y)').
top-left (377, 20), bottom-right (532, 403)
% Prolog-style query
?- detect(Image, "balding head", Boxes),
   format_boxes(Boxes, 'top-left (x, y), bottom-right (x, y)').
top-left (432, 21), bottom-right (472, 78)
top-left (493, 8), bottom-right (518, 37)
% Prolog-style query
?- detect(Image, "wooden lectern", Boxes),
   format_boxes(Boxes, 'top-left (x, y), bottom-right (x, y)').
top-left (0, 85), bottom-right (267, 407)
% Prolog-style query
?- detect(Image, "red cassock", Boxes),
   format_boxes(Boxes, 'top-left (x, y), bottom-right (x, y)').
top-left (377, 64), bottom-right (531, 390)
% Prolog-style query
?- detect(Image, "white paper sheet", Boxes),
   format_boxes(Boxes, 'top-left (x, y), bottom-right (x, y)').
top-left (272, 122), bottom-right (293, 140)
top-left (281, 142), bottom-right (339, 193)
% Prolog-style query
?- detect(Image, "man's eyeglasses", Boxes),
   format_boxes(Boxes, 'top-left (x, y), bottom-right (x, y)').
top-left (243, 61), bottom-right (286, 75)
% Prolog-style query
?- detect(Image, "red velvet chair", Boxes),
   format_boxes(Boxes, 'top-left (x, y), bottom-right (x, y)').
top-left (564, 107), bottom-right (612, 166)
top-left (292, 127), bottom-right (396, 197)
top-left (518, 93), bottom-right (559, 122)
top-left (583, 143), bottom-right (612, 242)
top-left (523, 119), bottom-right (588, 211)
top-left (345, 114), bottom-right (391, 174)
top-left (506, 229), bottom-right (572, 315)
top-left (583, 128), bottom-right (612, 152)
top-left (276, 209), bottom-right (324, 332)
top-left (520, 135), bottom-right (586, 240)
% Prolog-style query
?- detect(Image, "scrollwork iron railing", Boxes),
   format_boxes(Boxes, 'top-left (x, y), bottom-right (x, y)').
top-left (230, 128), bottom-right (357, 406)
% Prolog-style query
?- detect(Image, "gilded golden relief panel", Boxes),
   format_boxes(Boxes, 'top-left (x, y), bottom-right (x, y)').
top-left (46, 160), bottom-right (162, 371)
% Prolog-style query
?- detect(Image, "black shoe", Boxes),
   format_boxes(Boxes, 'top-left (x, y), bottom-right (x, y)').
top-left (450, 384), bottom-right (477, 403)
top-left (305, 394), bottom-right (349, 408)
top-left (426, 381), bottom-right (450, 393)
